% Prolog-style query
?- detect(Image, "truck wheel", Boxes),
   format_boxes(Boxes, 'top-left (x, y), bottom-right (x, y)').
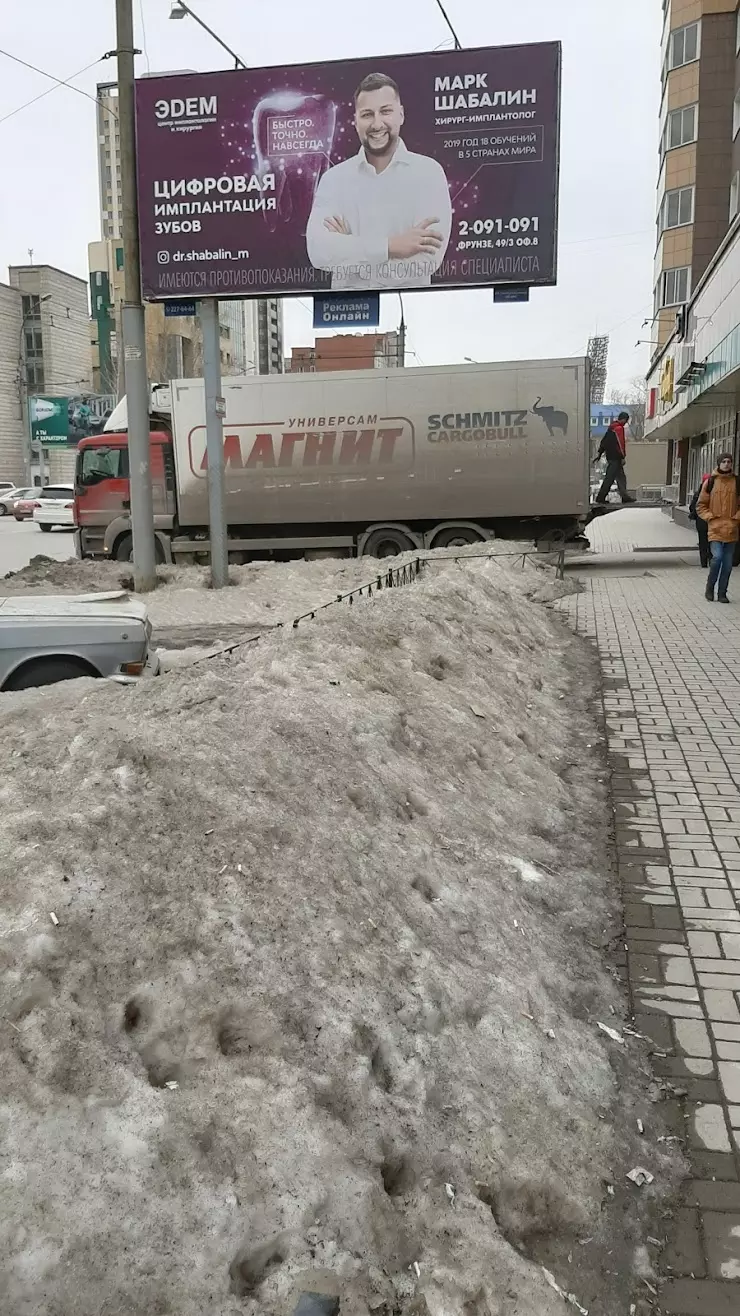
top-left (115, 533), bottom-right (165, 563)
top-left (361, 526), bottom-right (416, 558)
top-left (431, 526), bottom-right (486, 549)
top-left (5, 656), bottom-right (98, 691)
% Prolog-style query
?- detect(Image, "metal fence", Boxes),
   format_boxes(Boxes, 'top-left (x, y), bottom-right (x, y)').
top-left (188, 547), bottom-right (568, 671)
top-left (193, 557), bottom-right (425, 665)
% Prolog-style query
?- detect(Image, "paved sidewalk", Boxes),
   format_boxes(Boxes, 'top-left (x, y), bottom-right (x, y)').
top-left (561, 512), bottom-right (740, 1313)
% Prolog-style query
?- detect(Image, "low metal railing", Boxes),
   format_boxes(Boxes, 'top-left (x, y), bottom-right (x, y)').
top-left (188, 547), bottom-right (564, 669)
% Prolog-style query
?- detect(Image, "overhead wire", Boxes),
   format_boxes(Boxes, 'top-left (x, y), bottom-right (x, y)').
top-left (433, 0), bottom-right (462, 49)
top-left (0, 56), bottom-right (103, 127)
top-left (0, 47), bottom-right (108, 115)
top-left (138, 0), bottom-right (151, 74)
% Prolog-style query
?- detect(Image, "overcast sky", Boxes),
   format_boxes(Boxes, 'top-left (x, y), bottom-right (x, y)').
top-left (0, 0), bottom-right (661, 392)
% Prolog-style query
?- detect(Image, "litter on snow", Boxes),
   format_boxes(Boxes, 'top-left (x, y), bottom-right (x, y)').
top-left (627, 1168), bottom-right (654, 1188)
top-left (49, 912), bottom-right (59, 927)
top-left (597, 1022), bottom-right (625, 1045)
top-left (541, 1268), bottom-right (589, 1315)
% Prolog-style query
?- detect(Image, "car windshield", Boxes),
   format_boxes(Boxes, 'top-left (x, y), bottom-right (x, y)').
top-left (40, 487), bottom-right (74, 499)
top-left (78, 447), bottom-right (128, 486)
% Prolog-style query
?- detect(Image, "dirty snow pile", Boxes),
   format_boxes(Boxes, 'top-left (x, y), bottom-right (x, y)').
top-left (0, 558), bottom-right (673, 1316)
top-left (2, 543), bottom-right (576, 631)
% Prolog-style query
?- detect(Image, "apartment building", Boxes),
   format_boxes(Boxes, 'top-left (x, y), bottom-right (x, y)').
top-left (0, 283), bottom-right (26, 484)
top-left (654, 1), bottom-right (738, 354)
top-left (645, 4), bottom-right (740, 509)
top-left (8, 265), bottom-right (92, 483)
top-left (286, 331), bottom-right (403, 374)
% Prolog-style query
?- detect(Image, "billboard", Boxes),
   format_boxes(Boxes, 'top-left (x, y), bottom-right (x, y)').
top-left (29, 396), bottom-right (68, 446)
top-left (29, 395), bottom-right (116, 447)
top-left (134, 42), bottom-right (561, 302)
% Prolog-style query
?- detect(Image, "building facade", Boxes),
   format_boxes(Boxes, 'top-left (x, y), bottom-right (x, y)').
top-left (653, 1), bottom-right (738, 356)
top-left (645, 3), bottom-right (740, 510)
top-left (8, 265), bottom-right (92, 483)
top-left (0, 283), bottom-right (26, 484)
top-left (286, 331), bottom-right (403, 373)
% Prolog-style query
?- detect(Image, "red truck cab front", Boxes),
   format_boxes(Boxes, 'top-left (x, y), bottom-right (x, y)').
top-left (74, 430), bottom-right (176, 563)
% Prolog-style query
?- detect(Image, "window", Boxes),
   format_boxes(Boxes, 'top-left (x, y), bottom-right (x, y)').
top-left (661, 185), bottom-right (694, 231)
top-left (662, 265), bottom-right (691, 307)
top-left (734, 91), bottom-right (740, 139)
top-left (26, 362), bottom-right (45, 390)
top-left (21, 294), bottom-right (41, 320)
top-left (669, 21), bottom-right (700, 71)
top-left (731, 172), bottom-right (740, 222)
top-left (115, 246), bottom-right (124, 270)
top-left (79, 446), bottom-right (128, 486)
top-left (24, 327), bottom-right (43, 356)
top-left (663, 104), bottom-right (697, 152)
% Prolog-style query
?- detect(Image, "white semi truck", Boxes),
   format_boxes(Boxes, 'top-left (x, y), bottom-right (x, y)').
top-left (73, 357), bottom-right (591, 563)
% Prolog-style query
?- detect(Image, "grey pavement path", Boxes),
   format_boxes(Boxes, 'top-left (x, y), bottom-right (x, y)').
top-left (560, 509), bottom-right (740, 1312)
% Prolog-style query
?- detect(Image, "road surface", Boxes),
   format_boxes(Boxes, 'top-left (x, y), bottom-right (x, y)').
top-left (0, 519), bottom-right (75, 577)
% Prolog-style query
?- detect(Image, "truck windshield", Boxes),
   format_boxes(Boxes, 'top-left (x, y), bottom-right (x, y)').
top-left (78, 446), bottom-right (129, 487)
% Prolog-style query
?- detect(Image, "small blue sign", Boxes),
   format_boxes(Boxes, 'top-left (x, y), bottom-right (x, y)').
top-left (493, 285), bottom-right (530, 304)
top-left (164, 300), bottom-right (197, 317)
top-left (313, 294), bottom-right (380, 329)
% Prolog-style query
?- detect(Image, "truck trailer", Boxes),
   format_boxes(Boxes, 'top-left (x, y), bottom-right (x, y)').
top-left (73, 357), bottom-right (591, 564)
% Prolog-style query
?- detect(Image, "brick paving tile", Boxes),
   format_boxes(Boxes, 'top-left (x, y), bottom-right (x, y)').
top-left (559, 524), bottom-right (740, 1314)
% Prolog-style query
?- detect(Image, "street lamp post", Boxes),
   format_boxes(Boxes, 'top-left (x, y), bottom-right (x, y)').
top-left (116, 0), bottom-right (157, 592)
top-left (169, 1), bottom-right (247, 69)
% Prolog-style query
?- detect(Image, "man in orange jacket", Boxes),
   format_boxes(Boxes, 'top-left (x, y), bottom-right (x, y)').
top-left (697, 452), bottom-right (740, 602)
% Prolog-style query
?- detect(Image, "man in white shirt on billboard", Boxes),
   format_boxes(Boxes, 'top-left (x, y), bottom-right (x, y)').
top-left (306, 72), bottom-right (453, 291)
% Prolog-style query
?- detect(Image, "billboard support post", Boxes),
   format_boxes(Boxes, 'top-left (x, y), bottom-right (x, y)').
top-left (198, 299), bottom-right (229, 589)
top-left (116, 0), bottom-right (157, 593)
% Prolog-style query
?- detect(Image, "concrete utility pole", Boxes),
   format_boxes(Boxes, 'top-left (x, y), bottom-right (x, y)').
top-left (116, 0), bottom-right (157, 591)
top-left (198, 300), bottom-right (229, 588)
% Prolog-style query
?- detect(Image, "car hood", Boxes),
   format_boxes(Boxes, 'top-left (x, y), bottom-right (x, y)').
top-left (0, 591), bottom-right (149, 625)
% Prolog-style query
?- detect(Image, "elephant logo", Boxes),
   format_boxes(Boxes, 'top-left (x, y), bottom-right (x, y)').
top-left (532, 399), bottom-right (569, 437)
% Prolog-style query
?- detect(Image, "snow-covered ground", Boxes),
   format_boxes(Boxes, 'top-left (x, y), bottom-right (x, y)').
top-left (0, 556), bottom-right (680, 1315)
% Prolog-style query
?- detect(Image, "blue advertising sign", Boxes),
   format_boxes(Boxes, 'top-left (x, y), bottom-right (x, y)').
top-left (493, 284), bottom-right (530, 304)
top-left (164, 300), bottom-right (197, 317)
top-left (313, 294), bottom-right (381, 329)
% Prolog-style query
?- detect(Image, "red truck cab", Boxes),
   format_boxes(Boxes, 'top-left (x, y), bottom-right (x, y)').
top-left (74, 430), bottom-right (176, 562)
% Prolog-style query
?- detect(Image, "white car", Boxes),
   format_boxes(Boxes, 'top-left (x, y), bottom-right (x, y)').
top-left (32, 485), bottom-right (76, 532)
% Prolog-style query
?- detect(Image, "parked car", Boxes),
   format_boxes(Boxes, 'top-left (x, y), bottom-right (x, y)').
top-left (13, 495), bottom-right (41, 521)
top-left (0, 481), bottom-right (16, 495)
top-left (32, 485), bottom-right (75, 532)
top-left (0, 487), bottom-right (39, 517)
top-left (0, 591), bottom-right (160, 691)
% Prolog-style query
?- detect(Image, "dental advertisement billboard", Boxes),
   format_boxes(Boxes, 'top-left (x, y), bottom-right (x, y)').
top-left (134, 41), bottom-right (561, 301)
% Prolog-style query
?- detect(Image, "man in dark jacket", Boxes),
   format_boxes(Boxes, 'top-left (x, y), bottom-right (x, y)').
top-left (689, 473), bottom-right (710, 568)
top-left (593, 411), bottom-right (635, 504)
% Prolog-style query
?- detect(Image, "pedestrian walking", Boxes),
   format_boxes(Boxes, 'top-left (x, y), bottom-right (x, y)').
top-left (697, 453), bottom-right (740, 602)
top-left (593, 411), bottom-right (636, 505)
top-left (688, 472), bottom-right (710, 568)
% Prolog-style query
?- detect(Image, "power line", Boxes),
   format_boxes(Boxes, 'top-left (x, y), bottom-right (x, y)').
top-left (434, 0), bottom-right (462, 49)
top-left (0, 47), bottom-right (106, 116)
top-left (138, 0), bottom-right (151, 74)
top-left (0, 57), bottom-right (102, 126)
